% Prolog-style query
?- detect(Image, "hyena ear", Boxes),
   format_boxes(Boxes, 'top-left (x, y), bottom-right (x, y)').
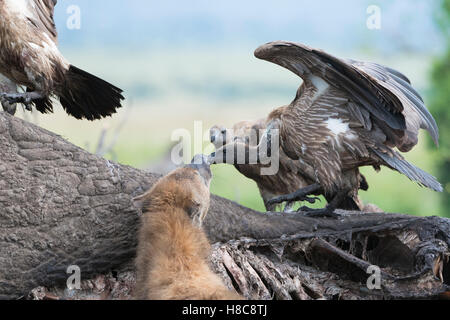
top-left (132, 193), bottom-right (148, 210)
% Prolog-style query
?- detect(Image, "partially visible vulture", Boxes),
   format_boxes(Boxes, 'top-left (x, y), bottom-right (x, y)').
top-left (0, 0), bottom-right (124, 120)
top-left (210, 119), bottom-right (368, 212)
top-left (209, 41), bottom-right (442, 217)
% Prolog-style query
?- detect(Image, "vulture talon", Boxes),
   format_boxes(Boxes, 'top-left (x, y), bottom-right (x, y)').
top-left (297, 189), bottom-right (347, 218)
top-left (1, 92), bottom-right (42, 106)
top-left (266, 183), bottom-right (322, 207)
top-left (304, 196), bottom-right (320, 204)
top-left (0, 94), bottom-right (17, 115)
top-left (298, 205), bottom-right (312, 212)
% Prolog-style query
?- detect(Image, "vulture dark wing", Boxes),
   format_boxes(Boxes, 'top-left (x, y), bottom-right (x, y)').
top-left (27, 0), bottom-right (58, 44)
top-left (254, 41), bottom-right (407, 132)
top-left (347, 60), bottom-right (439, 146)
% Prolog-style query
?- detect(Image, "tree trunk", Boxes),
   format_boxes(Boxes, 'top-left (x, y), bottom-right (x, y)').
top-left (0, 112), bottom-right (449, 300)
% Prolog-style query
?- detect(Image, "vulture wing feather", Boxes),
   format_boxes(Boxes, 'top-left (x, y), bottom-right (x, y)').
top-left (254, 41), bottom-right (407, 131)
top-left (27, 0), bottom-right (58, 44)
top-left (350, 61), bottom-right (438, 146)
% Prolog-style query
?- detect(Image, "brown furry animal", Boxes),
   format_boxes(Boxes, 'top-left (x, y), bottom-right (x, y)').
top-left (210, 119), bottom-right (366, 212)
top-left (133, 160), bottom-right (242, 300)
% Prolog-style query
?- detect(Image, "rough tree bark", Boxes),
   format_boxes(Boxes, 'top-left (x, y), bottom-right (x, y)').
top-left (0, 112), bottom-right (449, 300)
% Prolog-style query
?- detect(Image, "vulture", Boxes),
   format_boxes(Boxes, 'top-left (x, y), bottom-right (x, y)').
top-left (209, 41), bottom-right (442, 217)
top-left (0, 0), bottom-right (124, 120)
top-left (210, 119), bottom-right (368, 212)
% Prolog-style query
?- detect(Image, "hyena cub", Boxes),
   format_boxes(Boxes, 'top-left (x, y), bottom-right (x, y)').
top-left (133, 158), bottom-right (242, 300)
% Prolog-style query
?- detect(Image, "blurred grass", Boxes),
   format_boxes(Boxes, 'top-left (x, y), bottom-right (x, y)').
top-left (17, 49), bottom-right (446, 217)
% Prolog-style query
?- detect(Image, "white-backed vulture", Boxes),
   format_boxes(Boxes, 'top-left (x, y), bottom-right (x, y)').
top-left (0, 0), bottom-right (123, 119)
top-left (210, 41), bottom-right (442, 217)
top-left (210, 119), bottom-right (367, 212)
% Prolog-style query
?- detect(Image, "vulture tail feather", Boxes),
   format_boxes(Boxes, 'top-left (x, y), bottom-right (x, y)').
top-left (373, 149), bottom-right (443, 192)
top-left (59, 65), bottom-right (124, 121)
top-left (27, 87), bottom-right (53, 113)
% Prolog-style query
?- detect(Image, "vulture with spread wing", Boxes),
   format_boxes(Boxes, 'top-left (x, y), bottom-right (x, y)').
top-left (210, 41), bottom-right (442, 217)
top-left (0, 0), bottom-right (124, 120)
top-left (210, 119), bottom-right (368, 212)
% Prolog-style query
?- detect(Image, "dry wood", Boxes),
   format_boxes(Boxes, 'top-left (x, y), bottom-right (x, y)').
top-left (0, 112), bottom-right (449, 300)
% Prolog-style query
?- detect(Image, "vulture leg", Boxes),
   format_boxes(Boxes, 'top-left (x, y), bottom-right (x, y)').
top-left (0, 96), bottom-right (17, 115)
top-left (298, 190), bottom-right (350, 218)
top-left (0, 74), bottom-right (18, 115)
top-left (263, 200), bottom-right (278, 212)
top-left (266, 183), bottom-right (321, 208)
top-left (0, 91), bottom-right (44, 111)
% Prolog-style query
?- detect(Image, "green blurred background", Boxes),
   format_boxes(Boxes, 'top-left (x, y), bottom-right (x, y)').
top-left (16, 0), bottom-right (449, 217)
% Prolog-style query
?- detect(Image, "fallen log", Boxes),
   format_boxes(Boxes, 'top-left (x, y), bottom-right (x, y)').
top-left (0, 112), bottom-right (449, 300)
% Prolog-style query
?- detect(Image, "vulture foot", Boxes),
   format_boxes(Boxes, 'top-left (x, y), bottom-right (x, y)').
top-left (266, 183), bottom-right (321, 209)
top-left (297, 189), bottom-right (351, 219)
top-left (0, 95), bottom-right (17, 115)
top-left (0, 92), bottom-right (43, 111)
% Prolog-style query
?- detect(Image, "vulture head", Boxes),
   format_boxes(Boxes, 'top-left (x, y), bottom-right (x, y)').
top-left (209, 125), bottom-right (230, 149)
top-left (210, 119), bottom-right (267, 150)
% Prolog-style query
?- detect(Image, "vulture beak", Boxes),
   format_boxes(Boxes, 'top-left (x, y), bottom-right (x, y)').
top-left (209, 126), bottom-right (228, 148)
top-left (207, 152), bottom-right (217, 165)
